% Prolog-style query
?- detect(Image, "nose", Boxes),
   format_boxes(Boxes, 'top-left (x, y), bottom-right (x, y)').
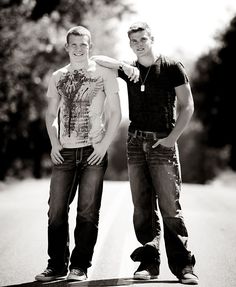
top-left (74, 48), bottom-right (82, 54)
top-left (136, 44), bottom-right (143, 50)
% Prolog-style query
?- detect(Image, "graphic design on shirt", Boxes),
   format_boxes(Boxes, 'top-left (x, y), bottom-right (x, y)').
top-left (56, 69), bottom-right (103, 145)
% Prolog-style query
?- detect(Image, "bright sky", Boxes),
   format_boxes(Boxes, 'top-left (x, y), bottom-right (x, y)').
top-left (116, 0), bottom-right (236, 118)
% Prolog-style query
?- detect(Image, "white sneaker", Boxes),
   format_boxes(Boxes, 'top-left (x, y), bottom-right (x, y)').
top-left (134, 263), bottom-right (159, 280)
top-left (67, 268), bottom-right (87, 281)
top-left (180, 272), bottom-right (199, 285)
top-left (179, 265), bottom-right (199, 285)
top-left (35, 268), bottom-right (67, 282)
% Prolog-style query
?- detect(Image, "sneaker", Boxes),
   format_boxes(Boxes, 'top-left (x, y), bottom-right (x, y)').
top-left (35, 268), bottom-right (67, 282)
top-left (67, 268), bottom-right (87, 281)
top-left (179, 266), bottom-right (199, 285)
top-left (134, 262), bottom-right (159, 280)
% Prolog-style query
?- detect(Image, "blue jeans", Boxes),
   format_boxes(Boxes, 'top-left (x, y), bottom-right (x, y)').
top-left (127, 131), bottom-right (195, 277)
top-left (47, 146), bottom-right (107, 272)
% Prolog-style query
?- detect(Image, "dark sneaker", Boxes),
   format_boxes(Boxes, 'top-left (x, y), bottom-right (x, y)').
top-left (67, 268), bottom-right (87, 281)
top-left (134, 262), bottom-right (159, 280)
top-left (35, 268), bottom-right (67, 282)
top-left (179, 266), bottom-right (199, 285)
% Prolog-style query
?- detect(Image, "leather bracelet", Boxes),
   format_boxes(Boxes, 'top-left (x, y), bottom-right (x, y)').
top-left (119, 62), bottom-right (125, 70)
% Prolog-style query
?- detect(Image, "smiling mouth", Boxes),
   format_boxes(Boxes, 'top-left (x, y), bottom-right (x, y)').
top-left (74, 53), bottom-right (83, 56)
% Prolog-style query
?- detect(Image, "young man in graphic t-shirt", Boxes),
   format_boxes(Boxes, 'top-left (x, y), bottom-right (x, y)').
top-left (35, 26), bottom-right (121, 282)
top-left (92, 22), bottom-right (199, 285)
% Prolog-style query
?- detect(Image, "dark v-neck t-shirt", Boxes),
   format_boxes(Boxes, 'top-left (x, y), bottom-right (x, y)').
top-left (118, 55), bottom-right (189, 133)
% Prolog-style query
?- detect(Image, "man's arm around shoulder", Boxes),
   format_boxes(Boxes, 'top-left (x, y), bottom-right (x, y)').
top-left (91, 55), bottom-right (139, 82)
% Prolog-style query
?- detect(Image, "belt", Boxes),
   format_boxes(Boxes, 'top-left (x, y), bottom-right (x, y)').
top-left (128, 129), bottom-right (167, 140)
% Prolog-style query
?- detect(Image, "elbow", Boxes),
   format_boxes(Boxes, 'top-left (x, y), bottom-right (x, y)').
top-left (45, 110), bottom-right (57, 123)
top-left (185, 98), bottom-right (194, 117)
top-left (118, 111), bottom-right (122, 124)
top-left (188, 102), bottom-right (194, 116)
top-left (113, 109), bottom-right (122, 126)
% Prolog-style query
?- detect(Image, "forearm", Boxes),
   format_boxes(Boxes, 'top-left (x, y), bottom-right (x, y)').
top-left (169, 105), bottom-right (194, 142)
top-left (101, 111), bottom-right (121, 150)
top-left (91, 55), bottom-right (139, 83)
top-left (45, 112), bottom-right (60, 147)
top-left (91, 55), bottom-right (122, 70)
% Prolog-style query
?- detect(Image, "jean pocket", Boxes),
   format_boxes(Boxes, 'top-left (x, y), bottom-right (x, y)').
top-left (88, 152), bottom-right (108, 167)
top-left (159, 144), bottom-right (175, 151)
top-left (127, 135), bottom-right (134, 145)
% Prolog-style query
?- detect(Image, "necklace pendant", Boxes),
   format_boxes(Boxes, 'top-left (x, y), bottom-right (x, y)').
top-left (141, 84), bottom-right (145, 92)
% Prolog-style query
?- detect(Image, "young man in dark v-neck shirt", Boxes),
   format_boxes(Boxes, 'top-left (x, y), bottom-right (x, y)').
top-left (92, 22), bottom-right (198, 285)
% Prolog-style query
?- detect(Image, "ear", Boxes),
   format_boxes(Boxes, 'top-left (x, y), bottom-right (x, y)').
top-left (65, 43), bottom-right (69, 52)
top-left (151, 36), bottom-right (154, 43)
top-left (89, 42), bottom-right (93, 51)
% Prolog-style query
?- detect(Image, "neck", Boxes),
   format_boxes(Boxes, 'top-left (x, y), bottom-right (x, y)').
top-left (137, 51), bottom-right (160, 67)
top-left (70, 59), bottom-right (90, 70)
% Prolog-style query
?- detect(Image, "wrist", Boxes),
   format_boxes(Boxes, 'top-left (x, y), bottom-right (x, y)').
top-left (51, 139), bottom-right (61, 147)
top-left (99, 137), bottom-right (110, 150)
top-left (167, 133), bottom-right (178, 143)
top-left (119, 62), bottom-right (126, 70)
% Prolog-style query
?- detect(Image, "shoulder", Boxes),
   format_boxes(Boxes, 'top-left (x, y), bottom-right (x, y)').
top-left (51, 65), bottom-right (70, 78)
top-left (160, 55), bottom-right (187, 74)
top-left (48, 65), bottom-right (70, 86)
top-left (160, 55), bottom-right (189, 85)
top-left (160, 55), bottom-right (182, 67)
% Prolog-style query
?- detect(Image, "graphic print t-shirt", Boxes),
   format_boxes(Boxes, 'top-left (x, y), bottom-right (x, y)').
top-left (47, 62), bottom-right (118, 148)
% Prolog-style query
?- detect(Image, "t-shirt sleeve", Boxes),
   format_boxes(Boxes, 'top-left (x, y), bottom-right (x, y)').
top-left (169, 61), bottom-right (189, 88)
top-left (46, 73), bottom-right (59, 99)
top-left (103, 68), bottom-right (119, 95)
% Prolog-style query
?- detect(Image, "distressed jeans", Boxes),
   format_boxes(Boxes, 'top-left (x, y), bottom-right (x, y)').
top-left (47, 146), bottom-right (107, 272)
top-left (127, 132), bottom-right (195, 277)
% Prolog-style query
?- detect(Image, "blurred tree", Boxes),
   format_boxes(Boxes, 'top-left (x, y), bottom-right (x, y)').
top-left (30, 0), bottom-right (61, 20)
top-left (192, 14), bottom-right (236, 172)
top-left (0, 0), bottom-right (134, 180)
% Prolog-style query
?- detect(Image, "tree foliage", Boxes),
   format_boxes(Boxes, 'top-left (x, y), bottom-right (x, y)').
top-left (192, 14), bottom-right (236, 171)
top-left (0, 0), bottom-right (133, 180)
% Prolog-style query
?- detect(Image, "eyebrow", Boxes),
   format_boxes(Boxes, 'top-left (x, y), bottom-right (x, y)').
top-left (131, 36), bottom-right (148, 41)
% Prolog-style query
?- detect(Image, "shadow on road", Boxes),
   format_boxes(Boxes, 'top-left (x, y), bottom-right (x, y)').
top-left (3, 277), bottom-right (179, 286)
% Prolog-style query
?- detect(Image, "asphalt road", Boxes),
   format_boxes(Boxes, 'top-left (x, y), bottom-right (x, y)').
top-left (0, 175), bottom-right (236, 287)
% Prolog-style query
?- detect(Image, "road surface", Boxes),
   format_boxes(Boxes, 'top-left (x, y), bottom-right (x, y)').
top-left (0, 174), bottom-right (236, 287)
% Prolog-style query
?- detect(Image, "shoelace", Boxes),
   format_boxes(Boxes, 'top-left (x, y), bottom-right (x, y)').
top-left (71, 269), bottom-right (84, 275)
top-left (182, 266), bottom-right (194, 275)
top-left (43, 268), bottom-right (53, 275)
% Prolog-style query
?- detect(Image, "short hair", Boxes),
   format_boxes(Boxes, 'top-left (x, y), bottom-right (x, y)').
top-left (127, 22), bottom-right (152, 38)
top-left (66, 26), bottom-right (91, 44)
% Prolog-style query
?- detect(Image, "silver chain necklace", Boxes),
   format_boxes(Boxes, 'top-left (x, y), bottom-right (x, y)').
top-left (137, 57), bottom-right (159, 92)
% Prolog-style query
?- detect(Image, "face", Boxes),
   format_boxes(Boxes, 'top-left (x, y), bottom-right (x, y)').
top-left (65, 34), bottom-right (91, 63)
top-left (129, 30), bottom-right (154, 57)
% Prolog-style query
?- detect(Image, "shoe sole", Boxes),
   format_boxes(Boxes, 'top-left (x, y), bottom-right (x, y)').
top-left (180, 278), bottom-right (199, 285)
top-left (35, 275), bottom-right (67, 282)
top-left (134, 274), bottom-right (158, 280)
top-left (67, 275), bottom-right (87, 281)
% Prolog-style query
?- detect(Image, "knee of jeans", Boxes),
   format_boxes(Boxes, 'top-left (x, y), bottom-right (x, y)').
top-left (48, 209), bottom-right (68, 227)
top-left (163, 216), bottom-right (188, 236)
top-left (160, 206), bottom-right (183, 218)
top-left (77, 210), bottom-right (100, 225)
top-left (134, 208), bottom-right (151, 223)
top-left (134, 206), bottom-right (152, 216)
